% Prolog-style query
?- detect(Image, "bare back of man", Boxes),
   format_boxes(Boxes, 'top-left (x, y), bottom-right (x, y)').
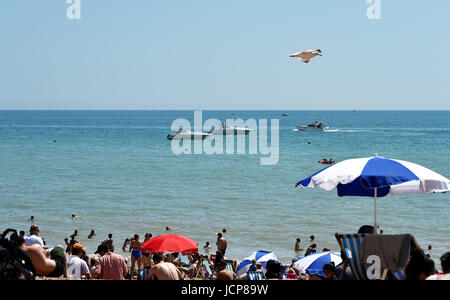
top-left (216, 269), bottom-right (233, 280)
top-left (216, 238), bottom-right (227, 253)
top-left (146, 262), bottom-right (182, 280)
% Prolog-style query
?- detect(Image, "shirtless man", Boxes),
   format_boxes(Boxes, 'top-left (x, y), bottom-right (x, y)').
top-left (216, 260), bottom-right (233, 280)
top-left (145, 252), bottom-right (183, 280)
top-left (216, 233), bottom-right (227, 255)
top-left (20, 240), bottom-right (67, 277)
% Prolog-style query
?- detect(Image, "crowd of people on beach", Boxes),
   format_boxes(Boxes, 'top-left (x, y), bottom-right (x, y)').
top-left (3, 221), bottom-right (449, 281)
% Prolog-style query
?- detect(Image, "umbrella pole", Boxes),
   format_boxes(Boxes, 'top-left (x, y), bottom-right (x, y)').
top-left (374, 188), bottom-right (377, 234)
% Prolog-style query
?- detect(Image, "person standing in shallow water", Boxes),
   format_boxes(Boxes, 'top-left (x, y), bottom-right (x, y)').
top-left (216, 233), bottom-right (227, 256)
top-left (129, 234), bottom-right (143, 279)
top-left (295, 237), bottom-right (303, 254)
top-left (103, 233), bottom-right (114, 252)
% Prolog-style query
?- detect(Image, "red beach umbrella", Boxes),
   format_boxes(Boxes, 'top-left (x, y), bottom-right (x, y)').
top-left (141, 234), bottom-right (198, 255)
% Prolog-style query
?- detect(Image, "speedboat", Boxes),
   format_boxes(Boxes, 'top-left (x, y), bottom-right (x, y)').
top-left (297, 121), bottom-right (329, 132)
top-left (167, 129), bottom-right (212, 140)
top-left (209, 123), bottom-right (253, 135)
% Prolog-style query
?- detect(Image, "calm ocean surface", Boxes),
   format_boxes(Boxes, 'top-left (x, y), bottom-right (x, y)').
top-left (0, 110), bottom-right (449, 264)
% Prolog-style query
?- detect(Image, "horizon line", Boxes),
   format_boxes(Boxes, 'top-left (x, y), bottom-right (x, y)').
top-left (0, 109), bottom-right (449, 112)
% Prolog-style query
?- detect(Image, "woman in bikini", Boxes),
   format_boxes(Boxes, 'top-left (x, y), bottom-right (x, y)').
top-left (129, 234), bottom-right (143, 279)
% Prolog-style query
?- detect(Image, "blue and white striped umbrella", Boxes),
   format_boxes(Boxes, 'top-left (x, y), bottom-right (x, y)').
top-left (296, 156), bottom-right (450, 230)
top-left (293, 252), bottom-right (342, 276)
top-left (236, 250), bottom-right (278, 277)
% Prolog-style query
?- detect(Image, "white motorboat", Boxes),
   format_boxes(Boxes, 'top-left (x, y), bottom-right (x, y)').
top-left (167, 129), bottom-right (212, 140)
top-left (209, 123), bottom-right (253, 135)
top-left (297, 121), bottom-right (329, 132)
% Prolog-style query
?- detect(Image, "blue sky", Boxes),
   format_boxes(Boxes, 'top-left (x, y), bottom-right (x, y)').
top-left (0, 0), bottom-right (449, 110)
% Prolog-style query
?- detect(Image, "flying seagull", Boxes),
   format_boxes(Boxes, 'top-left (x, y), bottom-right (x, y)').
top-left (289, 49), bottom-right (322, 63)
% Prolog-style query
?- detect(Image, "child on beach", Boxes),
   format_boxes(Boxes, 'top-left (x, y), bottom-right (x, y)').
top-left (122, 238), bottom-right (131, 252)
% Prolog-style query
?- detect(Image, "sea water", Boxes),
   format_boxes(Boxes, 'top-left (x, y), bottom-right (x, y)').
top-left (0, 110), bottom-right (448, 264)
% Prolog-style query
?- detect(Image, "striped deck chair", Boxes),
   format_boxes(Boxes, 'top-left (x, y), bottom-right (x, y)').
top-left (139, 268), bottom-right (151, 280)
top-left (248, 271), bottom-right (264, 280)
top-left (202, 257), bottom-right (216, 279)
top-left (335, 233), bottom-right (369, 280)
top-left (223, 260), bottom-right (239, 280)
top-left (335, 233), bottom-right (421, 280)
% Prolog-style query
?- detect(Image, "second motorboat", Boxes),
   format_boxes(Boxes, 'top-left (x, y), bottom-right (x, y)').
top-left (208, 122), bottom-right (253, 135)
top-left (167, 129), bottom-right (212, 140)
top-left (297, 120), bottom-right (329, 132)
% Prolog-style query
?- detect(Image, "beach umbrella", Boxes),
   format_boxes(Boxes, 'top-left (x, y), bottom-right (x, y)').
top-left (141, 234), bottom-right (198, 255)
top-left (293, 252), bottom-right (342, 276)
top-left (236, 250), bottom-right (278, 277)
top-left (296, 155), bottom-right (450, 232)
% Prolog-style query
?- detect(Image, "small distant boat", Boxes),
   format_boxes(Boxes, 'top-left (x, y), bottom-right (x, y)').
top-left (209, 123), bottom-right (253, 135)
top-left (167, 129), bottom-right (212, 140)
top-left (282, 113), bottom-right (289, 116)
top-left (297, 121), bottom-right (329, 132)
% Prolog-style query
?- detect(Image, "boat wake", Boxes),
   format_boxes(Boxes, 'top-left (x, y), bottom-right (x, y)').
top-left (293, 128), bottom-right (371, 133)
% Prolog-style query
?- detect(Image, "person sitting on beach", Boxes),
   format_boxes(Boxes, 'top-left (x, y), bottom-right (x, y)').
top-left (91, 244), bottom-right (127, 280)
top-left (213, 250), bottom-right (225, 272)
top-left (427, 252), bottom-right (450, 280)
top-left (216, 233), bottom-right (227, 256)
top-left (88, 230), bottom-right (96, 239)
top-left (323, 262), bottom-right (337, 280)
top-left (19, 235), bottom-right (67, 278)
top-left (216, 260), bottom-right (234, 280)
top-left (358, 225), bottom-right (375, 234)
top-left (102, 233), bottom-right (114, 252)
top-left (145, 252), bottom-right (183, 280)
top-left (255, 263), bottom-right (265, 275)
top-left (186, 253), bottom-right (202, 278)
top-left (129, 234), bottom-right (143, 279)
top-left (309, 262), bottom-right (337, 280)
top-left (265, 260), bottom-right (282, 279)
top-left (67, 243), bottom-right (90, 279)
top-left (24, 224), bottom-right (44, 248)
top-left (405, 249), bottom-right (436, 280)
top-left (166, 252), bottom-right (182, 268)
top-left (248, 259), bottom-right (258, 273)
top-left (89, 256), bottom-right (98, 274)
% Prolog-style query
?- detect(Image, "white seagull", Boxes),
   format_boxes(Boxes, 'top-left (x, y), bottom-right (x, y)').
top-left (289, 49), bottom-right (322, 63)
